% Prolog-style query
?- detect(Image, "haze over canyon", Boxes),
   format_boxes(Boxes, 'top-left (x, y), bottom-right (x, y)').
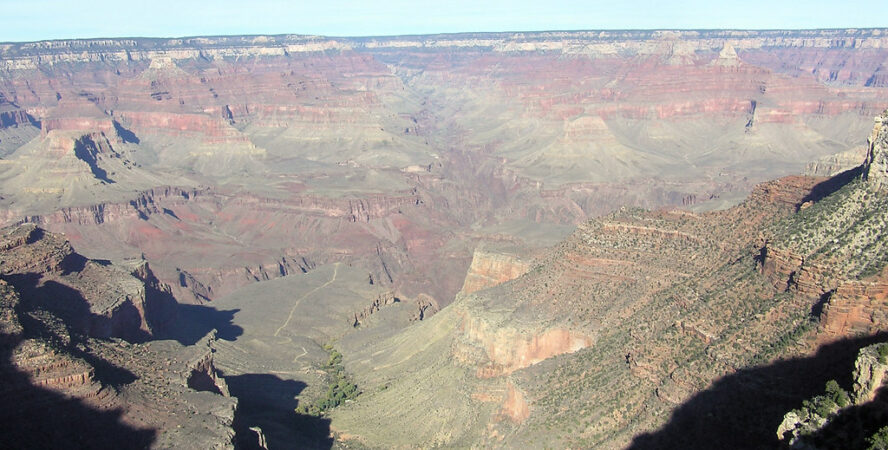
top-left (1, 28), bottom-right (888, 449)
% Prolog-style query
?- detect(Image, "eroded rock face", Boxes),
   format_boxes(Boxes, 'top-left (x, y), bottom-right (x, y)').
top-left (0, 224), bottom-right (176, 341)
top-left (820, 280), bottom-right (888, 339)
top-left (756, 120), bottom-right (888, 344)
top-left (864, 111), bottom-right (888, 190)
top-left (853, 343), bottom-right (888, 405)
top-left (351, 290), bottom-right (398, 326)
top-left (184, 333), bottom-right (230, 396)
top-left (455, 310), bottom-right (594, 378)
top-left (760, 238), bottom-right (888, 345)
top-left (0, 276), bottom-right (237, 449)
top-left (806, 146), bottom-right (868, 177)
top-left (460, 250), bottom-right (531, 295)
top-left (1, 29), bottom-right (886, 322)
top-left (501, 381), bottom-right (530, 424)
top-left (1, 31), bottom-right (887, 449)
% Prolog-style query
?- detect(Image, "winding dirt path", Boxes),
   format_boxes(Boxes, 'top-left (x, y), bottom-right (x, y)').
top-left (273, 263), bottom-right (340, 337)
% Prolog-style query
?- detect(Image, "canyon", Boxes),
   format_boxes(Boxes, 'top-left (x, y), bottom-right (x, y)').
top-left (0, 29), bottom-right (887, 448)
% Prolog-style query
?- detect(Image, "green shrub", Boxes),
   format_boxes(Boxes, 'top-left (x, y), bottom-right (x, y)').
top-left (297, 343), bottom-right (360, 416)
top-left (878, 344), bottom-right (888, 364)
top-left (868, 426), bottom-right (888, 450)
top-left (824, 379), bottom-right (850, 408)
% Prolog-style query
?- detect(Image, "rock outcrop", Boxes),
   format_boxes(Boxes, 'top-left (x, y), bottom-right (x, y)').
top-left (330, 125), bottom-right (888, 448)
top-left (806, 146), bottom-right (868, 177)
top-left (1, 28), bottom-right (885, 321)
top-left (864, 111), bottom-right (888, 190)
top-left (820, 279), bottom-right (888, 339)
top-left (454, 311), bottom-right (594, 378)
top-left (1, 29), bottom-right (887, 449)
top-left (777, 343), bottom-right (888, 449)
top-left (0, 224), bottom-right (176, 341)
top-left (0, 268), bottom-right (237, 449)
top-left (351, 290), bottom-right (398, 326)
top-left (757, 112), bottom-right (888, 344)
top-left (460, 249), bottom-right (532, 295)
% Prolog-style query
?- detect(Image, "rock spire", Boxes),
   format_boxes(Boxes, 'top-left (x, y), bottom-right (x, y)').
top-left (863, 110), bottom-right (888, 190)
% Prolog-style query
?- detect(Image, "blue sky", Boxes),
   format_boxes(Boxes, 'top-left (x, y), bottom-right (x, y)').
top-left (2, 0), bottom-right (886, 42)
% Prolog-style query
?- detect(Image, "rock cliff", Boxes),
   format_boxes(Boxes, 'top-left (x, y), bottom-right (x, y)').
top-left (0, 265), bottom-right (237, 449)
top-left (0, 224), bottom-right (176, 341)
top-left (1, 29), bottom-right (887, 448)
top-left (459, 249), bottom-right (531, 295)
top-left (759, 112), bottom-right (888, 344)
top-left (330, 115), bottom-right (888, 448)
top-left (864, 111), bottom-right (888, 190)
top-left (1, 28), bottom-right (885, 321)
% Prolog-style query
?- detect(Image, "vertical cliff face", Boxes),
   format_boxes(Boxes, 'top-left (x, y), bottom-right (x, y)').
top-left (1, 31), bottom-right (888, 448)
top-left (820, 280), bottom-right (888, 340)
top-left (454, 310), bottom-right (594, 378)
top-left (864, 111), bottom-right (888, 190)
top-left (756, 111), bottom-right (888, 345)
top-left (330, 131), bottom-right (888, 449)
top-left (0, 29), bottom-right (885, 324)
top-left (0, 224), bottom-right (177, 342)
top-left (0, 266), bottom-right (237, 449)
top-left (459, 249), bottom-right (532, 295)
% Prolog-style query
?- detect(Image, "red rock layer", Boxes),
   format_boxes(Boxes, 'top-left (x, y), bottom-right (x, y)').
top-left (455, 311), bottom-right (594, 378)
top-left (460, 250), bottom-right (531, 295)
top-left (820, 279), bottom-right (888, 339)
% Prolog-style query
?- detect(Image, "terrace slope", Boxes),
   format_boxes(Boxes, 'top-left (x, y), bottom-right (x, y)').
top-left (329, 112), bottom-right (888, 448)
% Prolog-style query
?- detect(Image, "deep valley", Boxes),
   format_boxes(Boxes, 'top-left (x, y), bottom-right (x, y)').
top-left (1, 29), bottom-right (888, 449)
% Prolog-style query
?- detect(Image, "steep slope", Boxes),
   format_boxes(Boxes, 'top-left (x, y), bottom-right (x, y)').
top-left (0, 225), bottom-right (238, 448)
top-left (0, 224), bottom-right (177, 341)
top-left (329, 112), bottom-right (888, 448)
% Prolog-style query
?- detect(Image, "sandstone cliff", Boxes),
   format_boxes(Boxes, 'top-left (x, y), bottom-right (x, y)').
top-left (0, 30), bottom-right (887, 449)
top-left (459, 249), bottom-right (531, 295)
top-left (864, 111), bottom-right (888, 190)
top-left (1, 28), bottom-right (885, 323)
top-left (760, 112), bottom-right (888, 343)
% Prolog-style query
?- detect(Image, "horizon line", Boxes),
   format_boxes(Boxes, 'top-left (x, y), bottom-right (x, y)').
top-left (3, 27), bottom-right (887, 46)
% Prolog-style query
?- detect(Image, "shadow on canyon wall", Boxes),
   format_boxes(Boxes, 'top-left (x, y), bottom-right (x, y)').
top-left (166, 303), bottom-right (243, 346)
top-left (629, 331), bottom-right (888, 450)
top-left (800, 166), bottom-right (863, 208)
top-left (4, 270), bottom-right (156, 343)
top-left (796, 384), bottom-right (888, 449)
top-left (227, 373), bottom-right (332, 450)
top-left (0, 331), bottom-right (155, 449)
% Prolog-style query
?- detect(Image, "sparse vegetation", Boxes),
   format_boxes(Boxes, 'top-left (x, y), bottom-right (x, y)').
top-left (868, 426), bottom-right (888, 450)
top-left (772, 178), bottom-right (888, 280)
top-left (790, 379), bottom-right (850, 426)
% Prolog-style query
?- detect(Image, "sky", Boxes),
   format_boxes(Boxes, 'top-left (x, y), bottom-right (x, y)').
top-left (2, 0), bottom-right (887, 42)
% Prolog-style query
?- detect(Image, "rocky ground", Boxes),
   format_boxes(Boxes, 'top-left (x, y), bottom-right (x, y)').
top-left (0, 226), bottom-right (236, 449)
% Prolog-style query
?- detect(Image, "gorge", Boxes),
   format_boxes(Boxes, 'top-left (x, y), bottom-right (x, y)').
top-left (1, 29), bottom-right (888, 448)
